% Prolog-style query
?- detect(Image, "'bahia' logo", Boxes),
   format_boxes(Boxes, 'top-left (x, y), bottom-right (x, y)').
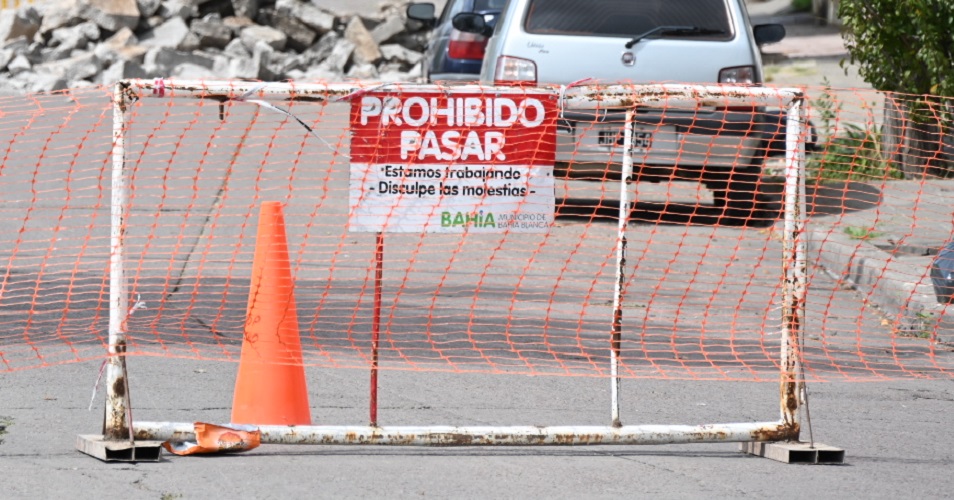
top-left (441, 210), bottom-right (496, 228)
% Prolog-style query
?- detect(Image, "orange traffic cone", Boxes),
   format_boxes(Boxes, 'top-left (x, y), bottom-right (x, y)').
top-left (231, 202), bottom-right (312, 425)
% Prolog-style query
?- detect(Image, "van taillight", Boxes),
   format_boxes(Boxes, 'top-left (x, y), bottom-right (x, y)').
top-left (493, 55), bottom-right (537, 86)
top-left (717, 66), bottom-right (758, 111)
top-left (448, 30), bottom-right (488, 60)
top-left (718, 66), bottom-right (755, 84)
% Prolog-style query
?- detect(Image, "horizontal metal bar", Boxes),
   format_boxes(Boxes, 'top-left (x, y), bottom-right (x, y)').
top-left (561, 83), bottom-right (802, 108)
top-left (121, 79), bottom-right (802, 108)
top-left (134, 421), bottom-right (797, 446)
top-left (121, 79), bottom-right (547, 100)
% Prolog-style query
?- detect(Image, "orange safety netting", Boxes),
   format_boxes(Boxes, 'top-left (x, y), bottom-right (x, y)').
top-left (0, 82), bottom-right (951, 382)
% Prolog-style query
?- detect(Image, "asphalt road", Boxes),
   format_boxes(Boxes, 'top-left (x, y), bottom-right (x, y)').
top-left (2, 359), bottom-right (952, 498)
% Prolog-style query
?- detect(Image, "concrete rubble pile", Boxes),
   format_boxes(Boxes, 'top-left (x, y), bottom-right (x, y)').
top-left (0, 0), bottom-right (429, 93)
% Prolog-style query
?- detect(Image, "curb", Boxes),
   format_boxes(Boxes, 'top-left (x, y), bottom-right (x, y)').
top-left (807, 227), bottom-right (953, 344)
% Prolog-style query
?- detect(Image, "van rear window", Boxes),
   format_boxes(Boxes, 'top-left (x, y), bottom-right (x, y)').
top-left (525, 0), bottom-right (733, 39)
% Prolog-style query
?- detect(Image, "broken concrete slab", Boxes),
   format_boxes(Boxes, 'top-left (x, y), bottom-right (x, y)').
top-left (190, 16), bottom-right (233, 49)
top-left (80, 0), bottom-right (141, 32)
top-left (139, 16), bottom-right (189, 48)
top-left (101, 59), bottom-right (146, 85)
top-left (240, 24), bottom-right (286, 51)
top-left (264, 8), bottom-right (317, 52)
top-left (344, 16), bottom-right (380, 66)
top-left (0, 7), bottom-right (42, 44)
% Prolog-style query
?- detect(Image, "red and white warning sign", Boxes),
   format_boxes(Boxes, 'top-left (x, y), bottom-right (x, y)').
top-left (348, 89), bottom-right (557, 233)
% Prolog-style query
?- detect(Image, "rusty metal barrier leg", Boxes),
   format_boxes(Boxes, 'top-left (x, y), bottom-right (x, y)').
top-left (740, 96), bottom-right (844, 464)
top-left (76, 83), bottom-right (163, 462)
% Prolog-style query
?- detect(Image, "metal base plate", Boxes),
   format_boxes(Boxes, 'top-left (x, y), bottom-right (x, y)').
top-left (76, 434), bottom-right (163, 462)
top-left (741, 441), bottom-right (845, 464)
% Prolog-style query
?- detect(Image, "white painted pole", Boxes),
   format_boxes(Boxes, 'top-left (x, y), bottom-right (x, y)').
top-left (780, 98), bottom-right (807, 431)
top-left (104, 83), bottom-right (132, 442)
top-left (610, 109), bottom-right (635, 427)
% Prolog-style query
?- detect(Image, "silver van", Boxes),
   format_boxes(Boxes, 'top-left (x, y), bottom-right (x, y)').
top-left (453, 0), bottom-right (786, 214)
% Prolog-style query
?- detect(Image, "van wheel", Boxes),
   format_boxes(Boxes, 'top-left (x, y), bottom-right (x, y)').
top-left (703, 166), bottom-right (763, 220)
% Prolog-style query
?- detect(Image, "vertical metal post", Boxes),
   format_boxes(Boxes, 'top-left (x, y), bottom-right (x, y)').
top-left (780, 97), bottom-right (807, 432)
top-left (76, 82), bottom-right (162, 462)
top-left (105, 83), bottom-right (132, 442)
top-left (370, 231), bottom-right (384, 427)
top-left (610, 108), bottom-right (635, 427)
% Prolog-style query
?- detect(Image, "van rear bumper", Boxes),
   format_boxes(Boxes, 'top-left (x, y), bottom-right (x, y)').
top-left (556, 108), bottom-right (767, 175)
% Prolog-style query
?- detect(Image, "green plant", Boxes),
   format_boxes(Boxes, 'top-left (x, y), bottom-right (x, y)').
top-left (0, 416), bottom-right (11, 445)
top-left (813, 122), bottom-right (903, 181)
top-left (840, 1), bottom-right (954, 97)
top-left (840, 0), bottom-right (954, 177)
top-left (808, 81), bottom-right (904, 182)
top-left (791, 0), bottom-right (812, 12)
top-left (913, 311), bottom-right (937, 339)
top-left (843, 225), bottom-right (882, 240)
top-left (896, 311), bottom-right (938, 339)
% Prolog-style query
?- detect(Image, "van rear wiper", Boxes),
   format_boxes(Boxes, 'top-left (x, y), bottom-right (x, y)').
top-left (624, 26), bottom-right (727, 49)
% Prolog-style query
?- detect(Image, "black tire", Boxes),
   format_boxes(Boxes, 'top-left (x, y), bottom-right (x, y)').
top-left (725, 167), bottom-right (762, 211)
top-left (703, 164), bottom-right (764, 221)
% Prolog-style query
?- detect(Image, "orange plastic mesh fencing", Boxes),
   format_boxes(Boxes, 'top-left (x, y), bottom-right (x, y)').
top-left (0, 82), bottom-right (951, 382)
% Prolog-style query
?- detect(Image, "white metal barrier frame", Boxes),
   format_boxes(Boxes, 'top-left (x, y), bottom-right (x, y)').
top-left (78, 79), bottom-right (813, 461)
